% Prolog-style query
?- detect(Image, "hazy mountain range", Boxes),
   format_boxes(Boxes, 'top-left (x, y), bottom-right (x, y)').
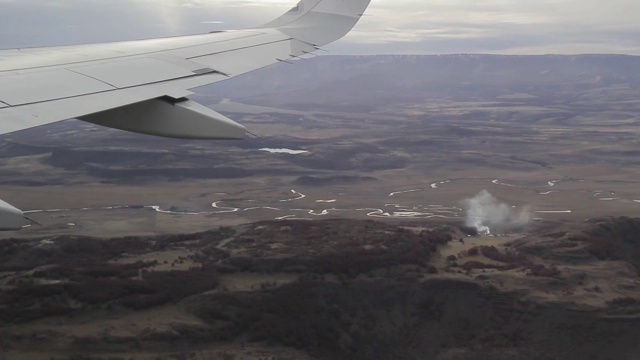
top-left (196, 54), bottom-right (640, 112)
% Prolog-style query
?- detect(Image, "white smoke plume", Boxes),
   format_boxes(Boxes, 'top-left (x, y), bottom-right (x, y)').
top-left (463, 190), bottom-right (530, 235)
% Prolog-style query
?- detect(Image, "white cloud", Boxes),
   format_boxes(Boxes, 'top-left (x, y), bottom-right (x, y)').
top-left (1, 0), bottom-right (640, 55)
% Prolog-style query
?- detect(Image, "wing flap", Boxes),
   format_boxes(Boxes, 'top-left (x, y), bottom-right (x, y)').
top-left (0, 31), bottom-right (285, 110)
top-left (191, 38), bottom-right (297, 75)
top-left (0, 69), bottom-right (115, 106)
top-left (167, 31), bottom-right (289, 60)
top-left (0, 72), bottom-right (228, 135)
top-left (79, 98), bottom-right (245, 140)
top-left (0, 31), bottom-right (265, 72)
top-left (0, 30), bottom-right (302, 133)
top-left (72, 58), bottom-right (198, 88)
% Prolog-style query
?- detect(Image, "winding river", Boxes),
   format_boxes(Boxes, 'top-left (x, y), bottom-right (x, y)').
top-left (22, 176), bottom-right (640, 224)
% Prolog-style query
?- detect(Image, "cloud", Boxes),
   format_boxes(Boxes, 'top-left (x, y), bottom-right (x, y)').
top-left (1, 0), bottom-right (640, 55)
top-left (333, 0), bottom-right (640, 54)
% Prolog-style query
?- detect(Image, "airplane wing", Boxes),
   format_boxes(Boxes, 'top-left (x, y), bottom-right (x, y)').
top-left (0, 0), bottom-right (371, 140)
top-left (0, 0), bottom-right (371, 230)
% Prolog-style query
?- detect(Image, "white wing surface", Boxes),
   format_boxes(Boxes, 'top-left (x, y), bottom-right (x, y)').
top-left (0, 0), bottom-right (371, 140)
top-left (0, 0), bottom-right (371, 230)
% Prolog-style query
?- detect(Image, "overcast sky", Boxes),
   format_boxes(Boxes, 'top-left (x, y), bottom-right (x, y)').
top-left (1, 0), bottom-right (640, 55)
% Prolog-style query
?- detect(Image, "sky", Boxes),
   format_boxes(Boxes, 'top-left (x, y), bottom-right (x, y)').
top-left (1, 0), bottom-right (640, 55)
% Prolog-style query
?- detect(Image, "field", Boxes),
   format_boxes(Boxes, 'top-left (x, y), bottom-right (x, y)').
top-left (1, 218), bottom-right (640, 359)
top-left (1, 54), bottom-right (640, 359)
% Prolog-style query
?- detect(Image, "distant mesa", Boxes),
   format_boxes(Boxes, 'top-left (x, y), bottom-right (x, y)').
top-left (204, 54), bottom-right (640, 112)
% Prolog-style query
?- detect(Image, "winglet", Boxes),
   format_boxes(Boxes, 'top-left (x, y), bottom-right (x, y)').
top-left (258, 0), bottom-right (371, 46)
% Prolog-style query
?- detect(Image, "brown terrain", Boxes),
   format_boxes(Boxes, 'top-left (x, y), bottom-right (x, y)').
top-left (1, 218), bottom-right (640, 359)
top-left (1, 54), bottom-right (640, 359)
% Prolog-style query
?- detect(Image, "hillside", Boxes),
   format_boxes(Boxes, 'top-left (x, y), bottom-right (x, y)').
top-left (1, 218), bottom-right (640, 359)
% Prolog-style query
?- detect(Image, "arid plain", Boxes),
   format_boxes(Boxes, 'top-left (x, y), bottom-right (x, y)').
top-left (2, 55), bottom-right (640, 237)
top-left (2, 55), bottom-right (640, 360)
